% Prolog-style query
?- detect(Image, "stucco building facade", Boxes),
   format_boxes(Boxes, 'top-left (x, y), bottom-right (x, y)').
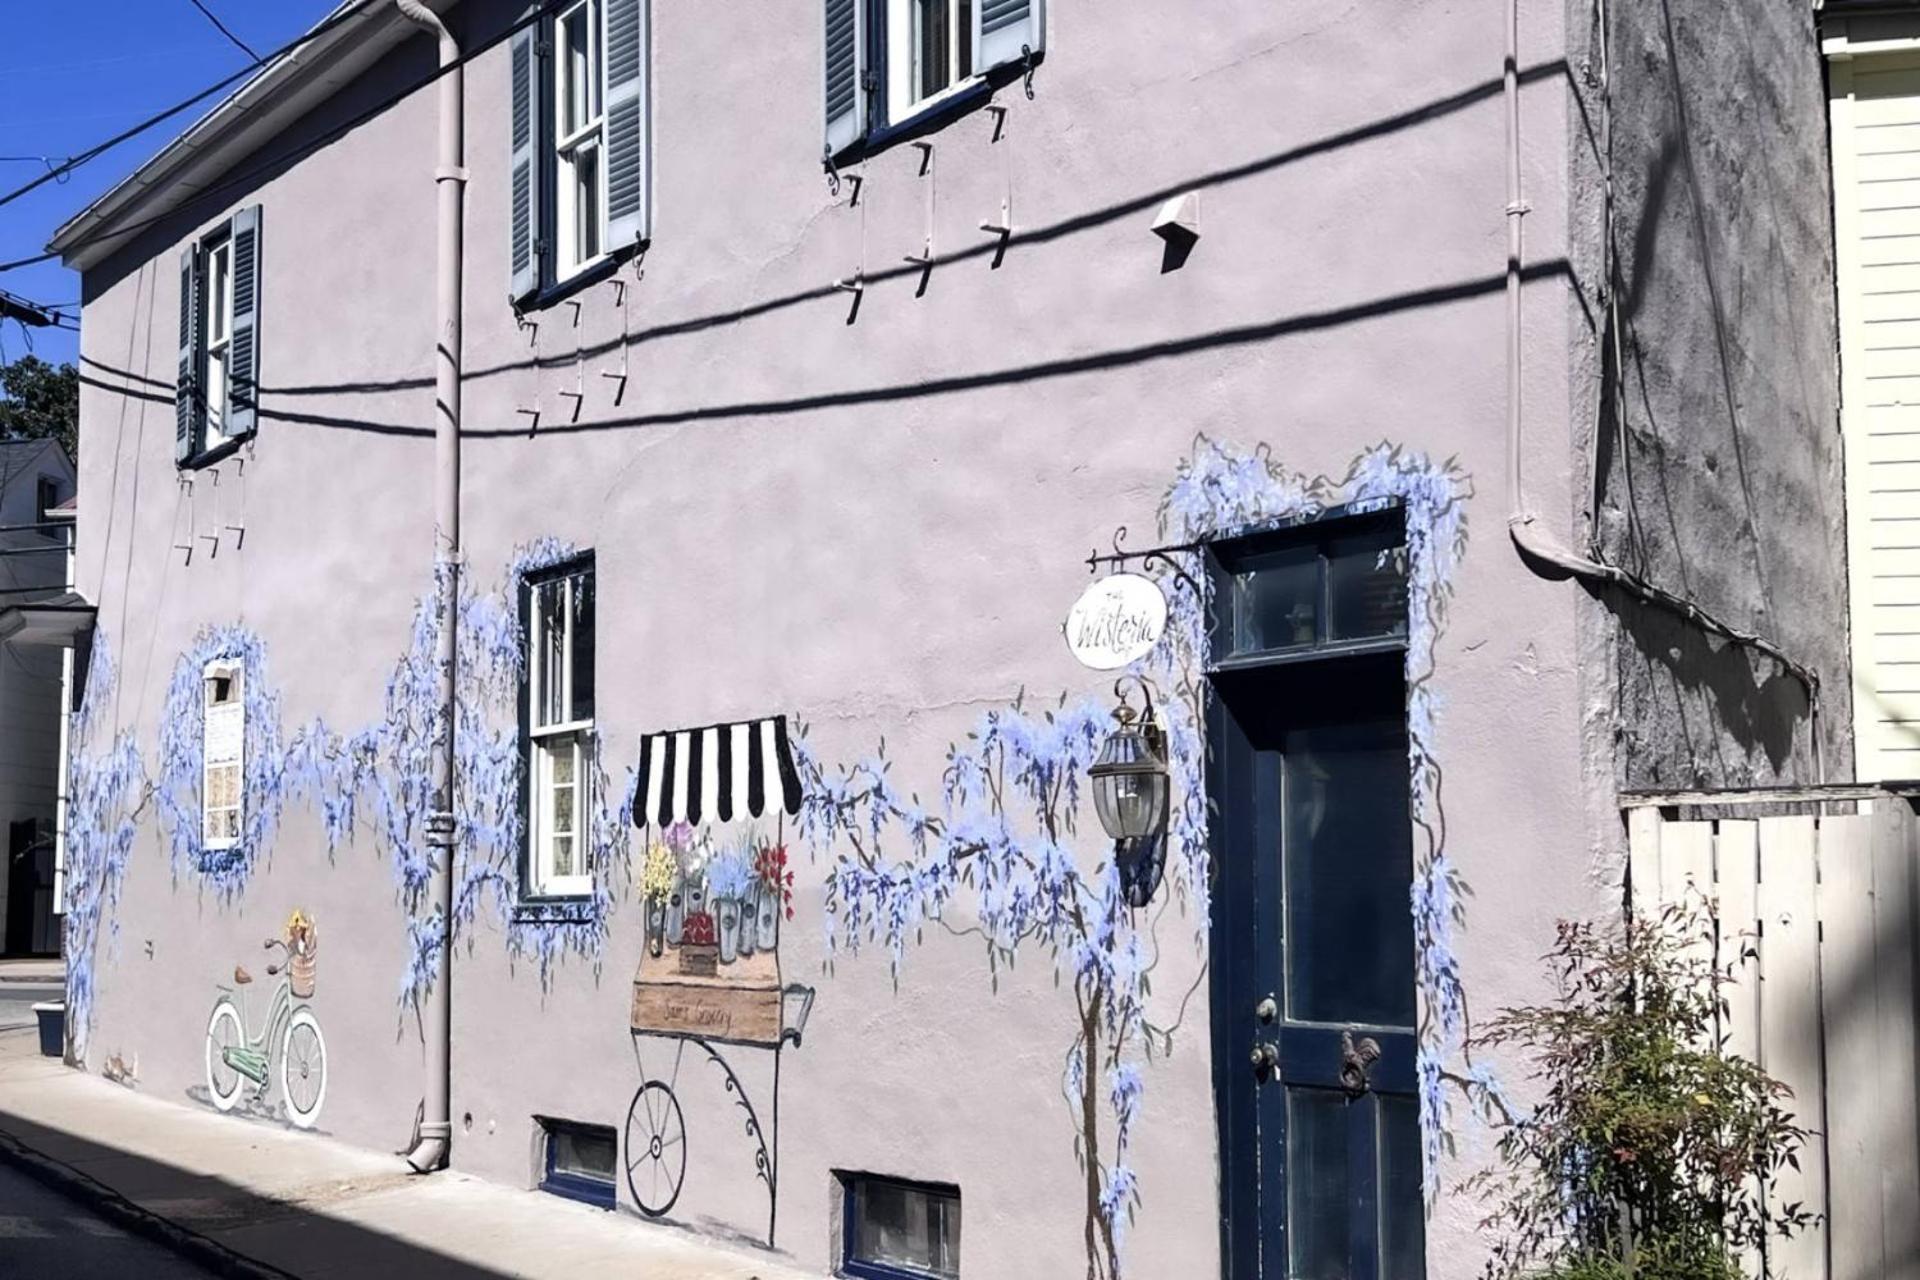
top-left (47, 1), bottom-right (1848, 1277)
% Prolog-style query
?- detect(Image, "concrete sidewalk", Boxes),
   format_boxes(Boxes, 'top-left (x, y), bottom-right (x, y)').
top-left (0, 1028), bottom-right (817, 1279)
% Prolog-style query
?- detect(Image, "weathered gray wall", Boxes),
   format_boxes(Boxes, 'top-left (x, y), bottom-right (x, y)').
top-left (64, 1), bottom-right (1622, 1276)
top-left (1571, 0), bottom-right (1850, 792)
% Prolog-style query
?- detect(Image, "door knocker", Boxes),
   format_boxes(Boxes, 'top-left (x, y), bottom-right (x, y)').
top-left (1340, 1031), bottom-right (1381, 1097)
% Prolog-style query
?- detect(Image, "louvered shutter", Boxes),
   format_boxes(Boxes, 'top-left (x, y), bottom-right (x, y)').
top-left (176, 243), bottom-right (201, 464)
top-left (226, 206), bottom-right (261, 439)
top-left (604, 0), bottom-right (649, 249)
top-left (974, 0), bottom-right (1044, 77)
top-left (508, 20), bottom-right (542, 303)
top-left (823, 0), bottom-right (865, 157)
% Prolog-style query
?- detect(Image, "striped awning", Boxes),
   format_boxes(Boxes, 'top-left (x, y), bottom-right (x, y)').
top-left (632, 715), bottom-right (803, 828)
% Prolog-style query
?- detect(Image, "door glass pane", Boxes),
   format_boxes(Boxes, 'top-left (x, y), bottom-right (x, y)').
top-left (1232, 546), bottom-right (1319, 655)
top-left (1282, 718), bottom-right (1416, 1027)
top-left (1327, 527), bottom-right (1408, 642)
top-left (1378, 1094), bottom-right (1426, 1277)
top-left (1286, 1088), bottom-right (1350, 1280)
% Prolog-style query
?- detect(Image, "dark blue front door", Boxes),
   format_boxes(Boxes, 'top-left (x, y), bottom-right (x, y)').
top-left (1210, 650), bottom-right (1426, 1279)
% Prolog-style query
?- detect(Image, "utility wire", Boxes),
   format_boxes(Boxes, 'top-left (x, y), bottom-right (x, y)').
top-left (185, 0), bottom-right (260, 61)
top-left (0, 0), bottom-right (376, 213)
top-left (2, 0), bottom-right (568, 276)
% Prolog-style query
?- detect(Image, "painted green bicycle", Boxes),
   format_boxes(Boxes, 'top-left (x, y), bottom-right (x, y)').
top-left (204, 936), bottom-right (328, 1129)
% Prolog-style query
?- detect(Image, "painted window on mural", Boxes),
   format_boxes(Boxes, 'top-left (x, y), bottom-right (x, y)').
top-left (842, 1173), bottom-right (961, 1280)
top-left (527, 560), bottom-right (595, 898)
top-left (202, 659), bottom-right (244, 850)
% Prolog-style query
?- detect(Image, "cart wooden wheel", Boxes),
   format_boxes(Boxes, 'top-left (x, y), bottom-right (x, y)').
top-left (625, 1079), bottom-right (687, 1217)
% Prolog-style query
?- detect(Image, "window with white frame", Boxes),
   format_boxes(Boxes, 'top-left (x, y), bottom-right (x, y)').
top-left (824, 0), bottom-right (1043, 158)
top-left (203, 660), bottom-right (245, 850)
top-left (506, 0), bottom-right (649, 306)
top-left (204, 233), bottom-right (234, 444)
top-left (526, 560), bottom-right (595, 898)
top-left (554, 0), bottom-right (606, 278)
top-left (176, 205), bottom-right (261, 467)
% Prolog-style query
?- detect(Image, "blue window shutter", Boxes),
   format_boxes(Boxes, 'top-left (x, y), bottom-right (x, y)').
top-left (176, 243), bottom-right (201, 465)
top-left (226, 205), bottom-right (261, 439)
top-left (974, 0), bottom-right (1044, 76)
top-left (604, 0), bottom-right (649, 249)
top-left (823, 0), bottom-right (865, 157)
top-left (508, 19), bottom-right (542, 303)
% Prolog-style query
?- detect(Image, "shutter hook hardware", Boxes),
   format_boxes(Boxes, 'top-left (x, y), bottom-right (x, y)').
top-left (1020, 44), bottom-right (1036, 100)
top-left (822, 145), bottom-right (842, 197)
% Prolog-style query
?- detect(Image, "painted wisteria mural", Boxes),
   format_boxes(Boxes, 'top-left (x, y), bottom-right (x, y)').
top-left (67, 542), bottom-right (630, 1065)
top-left (796, 435), bottom-right (1500, 1279)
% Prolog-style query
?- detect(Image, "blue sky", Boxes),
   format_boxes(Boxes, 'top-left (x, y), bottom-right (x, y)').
top-left (0, 0), bottom-right (339, 367)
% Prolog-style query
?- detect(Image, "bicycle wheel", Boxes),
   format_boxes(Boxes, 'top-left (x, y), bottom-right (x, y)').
top-left (279, 1007), bottom-right (328, 1129)
top-left (205, 1000), bottom-right (245, 1113)
top-left (625, 1079), bottom-right (686, 1217)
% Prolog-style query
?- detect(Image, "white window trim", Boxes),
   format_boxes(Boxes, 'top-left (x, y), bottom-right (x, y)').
top-left (553, 0), bottom-right (609, 283)
top-left (203, 235), bottom-right (235, 447)
top-left (885, 0), bottom-right (979, 128)
top-left (202, 658), bottom-right (244, 853)
top-left (528, 571), bottom-right (593, 898)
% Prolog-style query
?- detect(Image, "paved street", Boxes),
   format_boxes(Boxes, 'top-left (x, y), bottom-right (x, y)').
top-left (0, 1158), bottom-right (221, 1278)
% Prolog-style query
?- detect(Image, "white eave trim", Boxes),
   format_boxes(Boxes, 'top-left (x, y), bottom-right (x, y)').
top-left (47, 0), bottom-right (456, 272)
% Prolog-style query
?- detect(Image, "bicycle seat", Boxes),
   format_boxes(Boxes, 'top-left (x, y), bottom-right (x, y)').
top-left (233, 965), bottom-right (253, 985)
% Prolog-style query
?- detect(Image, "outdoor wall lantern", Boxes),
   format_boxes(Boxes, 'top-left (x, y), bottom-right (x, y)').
top-left (1090, 679), bottom-right (1171, 908)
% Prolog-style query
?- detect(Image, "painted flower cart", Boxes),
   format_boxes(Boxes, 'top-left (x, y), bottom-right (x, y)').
top-left (625, 715), bottom-right (813, 1247)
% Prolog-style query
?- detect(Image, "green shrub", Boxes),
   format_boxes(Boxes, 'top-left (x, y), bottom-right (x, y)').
top-left (1471, 905), bottom-right (1813, 1279)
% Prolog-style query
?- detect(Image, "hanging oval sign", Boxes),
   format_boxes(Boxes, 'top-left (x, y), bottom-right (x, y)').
top-left (1064, 573), bottom-right (1168, 670)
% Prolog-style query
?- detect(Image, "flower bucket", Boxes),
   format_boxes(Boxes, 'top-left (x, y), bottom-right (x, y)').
top-left (755, 885), bottom-right (780, 952)
top-left (31, 1001), bottom-right (63, 1058)
top-left (717, 899), bottom-right (741, 964)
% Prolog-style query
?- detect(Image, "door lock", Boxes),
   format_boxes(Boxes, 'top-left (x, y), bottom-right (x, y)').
top-left (1249, 1041), bottom-right (1279, 1078)
top-left (1254, 995), bottom-right (1277, 1024)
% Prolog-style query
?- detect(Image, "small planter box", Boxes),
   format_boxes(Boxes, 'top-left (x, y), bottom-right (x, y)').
top-left (30, 1001), bottom-right (63, 1058)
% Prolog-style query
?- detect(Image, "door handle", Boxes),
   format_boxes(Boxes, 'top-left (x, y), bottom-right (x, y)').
top-left (1340, 1031), bottom-right (1381, 1097)
top-left (1249, 1041), bottom-right (1279, 1079)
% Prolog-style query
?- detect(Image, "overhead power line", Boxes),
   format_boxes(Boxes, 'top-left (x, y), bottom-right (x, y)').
top-left (185, 0), bottom-right (260, 61)
top-left (0, 0), bottom-right (376, 213)
top-left (0, 289), bottom-right (59, 328)
top-left (2, 0), bottom-right (570, 276)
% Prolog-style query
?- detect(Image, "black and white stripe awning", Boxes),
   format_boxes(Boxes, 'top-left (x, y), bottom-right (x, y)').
top-left (632, 715), bottom-right (803, 828)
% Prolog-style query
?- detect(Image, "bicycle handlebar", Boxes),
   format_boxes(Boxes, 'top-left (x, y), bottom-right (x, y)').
top-left (266, 964), bottom-right (282, 976)
top-left (264, 937), bottom-right (287, 952)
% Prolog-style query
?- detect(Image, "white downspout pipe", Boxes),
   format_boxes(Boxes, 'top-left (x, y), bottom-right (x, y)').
top-left (395, 0), bottom-right (464, 1175)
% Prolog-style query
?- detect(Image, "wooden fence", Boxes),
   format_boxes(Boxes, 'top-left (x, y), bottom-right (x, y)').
top-left (1626, 798), bottom-right (1920, 1280)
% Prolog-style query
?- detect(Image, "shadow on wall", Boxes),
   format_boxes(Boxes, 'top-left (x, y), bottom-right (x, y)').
top-left (0, 1108), bottom-right (516, 1278)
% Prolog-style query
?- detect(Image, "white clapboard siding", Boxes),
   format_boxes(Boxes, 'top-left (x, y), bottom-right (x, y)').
top-left (1835, 53), bottom-right (1920, 780)
top-left (1627, 806), bottom-right (1920, 1279)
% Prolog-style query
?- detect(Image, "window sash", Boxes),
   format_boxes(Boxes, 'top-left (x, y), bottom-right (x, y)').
top-left (886, 0), bottom-right (976, 124)
top-left (531, 732), bottom-right (592, 896)
top-left (552, 0), bottom-right (608, 278)
top-left (203, 237), bottom-right (235, 440)
top-left (526, 565), bottom-right (594, 898)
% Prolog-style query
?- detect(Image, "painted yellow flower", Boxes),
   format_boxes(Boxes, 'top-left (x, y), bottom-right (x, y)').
top-left (641, 841), bottom-right (677, 903)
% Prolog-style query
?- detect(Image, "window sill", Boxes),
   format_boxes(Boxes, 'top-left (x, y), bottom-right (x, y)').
top-left (517, 244), bottom-right (638, 315)
top-left (840, 1258), bottom-right (950, 1280)
top-left (539, 1169), bottom-right (615, 1210)
top-left (513, 896), bottom-right (597, 922)
top-left (832, 77), bottom-right (993, 166)
top-left (178, 432), bottom-right (251, 472)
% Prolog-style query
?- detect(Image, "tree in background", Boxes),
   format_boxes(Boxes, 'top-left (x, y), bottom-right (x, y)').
top-left (0, 355), bottom-right (79, 461)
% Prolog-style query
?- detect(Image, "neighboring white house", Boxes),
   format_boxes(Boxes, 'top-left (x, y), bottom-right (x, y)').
top-left (0, 437), bottom-right (74, 956)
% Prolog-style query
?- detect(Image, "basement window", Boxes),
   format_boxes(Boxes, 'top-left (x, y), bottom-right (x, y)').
top-left (539, 1118), bottom-right (617, 1209)
top-left (839, 1173), bottom-right (961, 1280)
